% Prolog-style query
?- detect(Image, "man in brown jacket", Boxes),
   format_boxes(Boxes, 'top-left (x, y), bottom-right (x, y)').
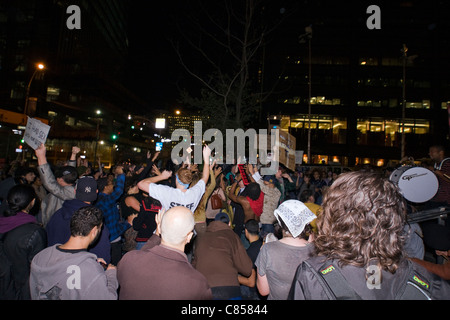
top-left (192, 212), bottom-right (253, 299)
top-left (117, 206), bottom-right (212, 300)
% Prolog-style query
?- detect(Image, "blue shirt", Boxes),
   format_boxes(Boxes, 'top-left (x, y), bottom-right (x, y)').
top-left (95, 174), bottom-right (130, 241)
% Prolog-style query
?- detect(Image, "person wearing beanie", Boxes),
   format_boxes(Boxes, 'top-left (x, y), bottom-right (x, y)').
top-left (46, 176), bottom-right (112, 263)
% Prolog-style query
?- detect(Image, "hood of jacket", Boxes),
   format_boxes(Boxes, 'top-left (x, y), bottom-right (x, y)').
top-left (57, 199), bottom-right (90, 221)
top-left (0, 211), bottom-right (37, 234)
top-left (206, 220), bottom-right (232, 233)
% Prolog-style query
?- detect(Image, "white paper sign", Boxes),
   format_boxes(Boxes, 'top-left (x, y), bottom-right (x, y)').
top-left (23, 117), bottom-right (51, 150)
top-left (295, 150), bottom-right (304, 164)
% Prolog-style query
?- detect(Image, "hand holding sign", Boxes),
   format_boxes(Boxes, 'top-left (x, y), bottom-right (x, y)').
top-left (23, 117), bottom-right (50, 150)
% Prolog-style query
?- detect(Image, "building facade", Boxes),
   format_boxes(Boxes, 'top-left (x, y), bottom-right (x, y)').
top-left (0, 0), bottom-right (154, 166)
top-left (261, 1), bottom-right (450, 167)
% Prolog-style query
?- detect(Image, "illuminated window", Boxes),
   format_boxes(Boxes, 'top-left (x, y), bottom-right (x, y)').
top-left (46, 86), bottom-right (60, 102)
top-left (359, 57), bottom-right (378, 66)
top-left (357, 118), bottom-right (429, 146)
top-left (287, 115), bottom-right (347, 144)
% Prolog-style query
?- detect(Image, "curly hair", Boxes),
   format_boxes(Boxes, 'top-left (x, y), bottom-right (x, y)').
top-left (70, 206), bottom-right (103, 237)
top-left (314, 171), bottom-right (407, 273)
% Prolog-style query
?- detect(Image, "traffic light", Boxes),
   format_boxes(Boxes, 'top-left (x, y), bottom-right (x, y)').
top-left (111, 134), bottom-right (118, 140)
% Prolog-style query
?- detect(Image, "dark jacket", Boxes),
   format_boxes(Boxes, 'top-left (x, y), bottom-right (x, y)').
top-left (117, 234), bottom-right (212, 300)
top-left (0, 213), bottom-right (47, 299)
top-left (289, 255), bottom-right (450, 300)
top-left (192, 221), bottom-right (253, 288)
top-left (46, 199), bottom-right (111, 263)
top-left (133, 194), bottom-right (161, 241)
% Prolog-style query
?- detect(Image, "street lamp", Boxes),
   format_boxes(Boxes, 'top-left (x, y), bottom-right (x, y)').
top-left (299, 26), bottom-right (313, 164)
top-left (24, 63), bottom-right (45, 115)
top-left (401, 44), bottom-right (408, 160)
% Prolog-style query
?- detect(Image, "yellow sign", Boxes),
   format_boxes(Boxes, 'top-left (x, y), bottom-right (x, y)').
top-left (0, 108), bottom-right (48, 126)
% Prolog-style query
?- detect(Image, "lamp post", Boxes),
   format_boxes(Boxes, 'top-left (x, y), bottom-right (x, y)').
top-left (24, 63), bottom-right (45, 115)
top-left (22, 63), bottom-right (44, 161)
top-left (401, 44), bottom-right (408, 160)
top-left (299, 26), bottom-right (313, 164)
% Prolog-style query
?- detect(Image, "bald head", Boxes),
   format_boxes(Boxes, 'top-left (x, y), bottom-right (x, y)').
top-left (160, 206), bottom-right (195, 248)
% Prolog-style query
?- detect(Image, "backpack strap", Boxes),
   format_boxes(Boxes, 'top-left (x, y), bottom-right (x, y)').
top-left (316, 262), bottom-right (363, 300)
top-left (303, 260), bottom-right (362, 300)
top-left (395, 260), bottom-right (432, 300)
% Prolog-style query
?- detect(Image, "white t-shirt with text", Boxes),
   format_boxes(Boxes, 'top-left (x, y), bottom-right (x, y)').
top-left (148, 180), bottom-right (206, 212)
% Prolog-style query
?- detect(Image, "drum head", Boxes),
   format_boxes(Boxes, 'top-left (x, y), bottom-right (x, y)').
top-left (396, 167), bottom-right (438, 203)
top-left (389, 166), bottom-right (411, 184)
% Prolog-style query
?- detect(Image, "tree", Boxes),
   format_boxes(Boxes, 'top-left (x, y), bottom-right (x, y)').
top-left (171, 0), bottom-right (290, 130)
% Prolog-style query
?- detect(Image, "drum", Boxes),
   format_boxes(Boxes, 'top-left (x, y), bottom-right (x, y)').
top-left (389, 166), bottom-right (439, 203)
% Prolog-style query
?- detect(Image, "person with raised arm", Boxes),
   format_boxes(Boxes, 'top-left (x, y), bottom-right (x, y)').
top-left (137, 145), bottom-right (211, 212)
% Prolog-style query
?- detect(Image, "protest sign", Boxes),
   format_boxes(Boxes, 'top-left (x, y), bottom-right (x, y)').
top-left (23, 117), bottom-right (51, 150)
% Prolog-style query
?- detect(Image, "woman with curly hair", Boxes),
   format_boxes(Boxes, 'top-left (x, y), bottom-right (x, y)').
top-left (289, 171), bottom-right (450, 300)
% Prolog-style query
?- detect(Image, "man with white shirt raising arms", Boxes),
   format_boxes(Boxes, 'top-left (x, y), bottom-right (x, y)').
top-left (137, 145), bottom-right (211, 212)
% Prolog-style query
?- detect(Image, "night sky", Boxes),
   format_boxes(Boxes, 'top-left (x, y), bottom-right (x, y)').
top-left (124, 0), bottom-right (449, 110)
top-left (126, 1), bottom-right (186, 108)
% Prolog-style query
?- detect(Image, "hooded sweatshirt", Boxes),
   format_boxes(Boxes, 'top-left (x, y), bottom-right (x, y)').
top-left (29, 244), bottom-right (118, 300)
top-left (46, 199), bottom-right (111, 263)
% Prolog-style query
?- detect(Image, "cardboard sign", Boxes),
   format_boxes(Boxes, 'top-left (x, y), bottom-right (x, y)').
top-left (277, 130), bottom-right (296, 171)
top-left (256, 130), bottom-right (297, 171)
top-left (23, 117), bottom-right (51, 150)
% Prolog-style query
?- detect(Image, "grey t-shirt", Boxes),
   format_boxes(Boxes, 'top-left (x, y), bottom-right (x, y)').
top-left (255, 240), bottom-right (314, 300)
top-left (148, 180), bottom-right (206, 212)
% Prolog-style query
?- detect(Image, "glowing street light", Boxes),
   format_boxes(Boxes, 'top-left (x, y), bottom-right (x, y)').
top-left (24, 62), bottom-right (45, 115)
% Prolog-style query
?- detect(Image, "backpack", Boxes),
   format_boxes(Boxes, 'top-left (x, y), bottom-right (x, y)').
top-left (0, 232), bottom-right (19, 300)
top-left (302, 259), bottom-right (432, 300)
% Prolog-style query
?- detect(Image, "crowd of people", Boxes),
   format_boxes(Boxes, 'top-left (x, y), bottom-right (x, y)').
top-left (0, 142), bottom-right (449, 300)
